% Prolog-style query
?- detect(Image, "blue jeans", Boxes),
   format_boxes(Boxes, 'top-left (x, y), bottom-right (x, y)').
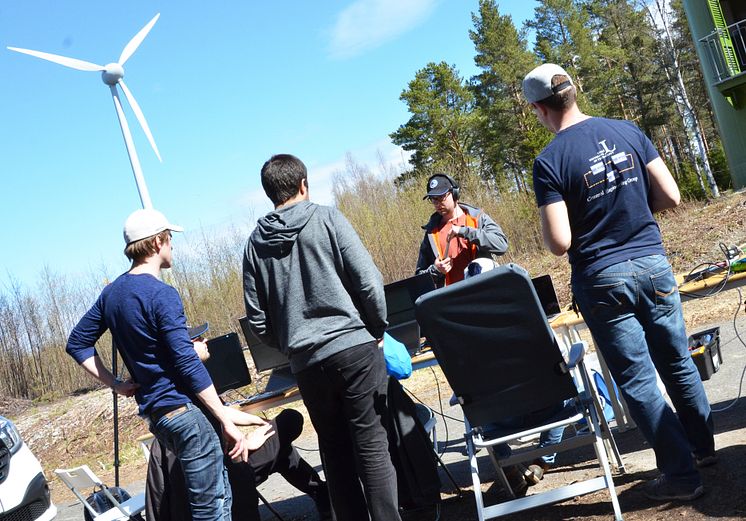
top-left (295, 341), bottom-right (401, 521)
top-left (572, 255), bottom-right (714, 486)
top-left (488, 401), bottom-right (572, 465)
top-left (151, 403), bottom-right (232, 520)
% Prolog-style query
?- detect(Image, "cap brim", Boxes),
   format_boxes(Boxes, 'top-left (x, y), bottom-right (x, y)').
top-left (423, 189), bottom-right (450, 200)
top-left (168, 224), bottom-right (184, 233)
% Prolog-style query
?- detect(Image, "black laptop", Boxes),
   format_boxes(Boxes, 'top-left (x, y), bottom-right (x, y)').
top-left (530, 274), bottom-right (562, 321)
top-left (203, 332), bottom-right (251, 394)
top-left (384, 273), bottom-right (436, 352)
top-left (238, 316), bottom-right (296, 395)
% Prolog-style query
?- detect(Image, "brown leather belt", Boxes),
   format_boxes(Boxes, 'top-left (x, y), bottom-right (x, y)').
top-left (149, 403), bottom-right (190, 424)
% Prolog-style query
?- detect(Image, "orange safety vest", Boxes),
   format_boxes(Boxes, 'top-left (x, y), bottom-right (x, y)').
top-left (429, 212), bottom-right (480, 286)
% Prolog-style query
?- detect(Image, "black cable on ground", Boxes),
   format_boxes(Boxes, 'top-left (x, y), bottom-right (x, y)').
top-left (712, 288), bottom-right (746, 413)
top-left (680, 243), bottom-right (734, 299)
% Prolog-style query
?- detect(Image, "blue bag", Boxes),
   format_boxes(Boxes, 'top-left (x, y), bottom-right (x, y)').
top-left (592, 370), bottom-right (616, 423)
top-left (383, 333), bottom-right (412, 380)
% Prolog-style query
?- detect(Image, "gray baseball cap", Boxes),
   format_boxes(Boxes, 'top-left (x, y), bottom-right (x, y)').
top-left (522, 63), bottom-right (574, 103)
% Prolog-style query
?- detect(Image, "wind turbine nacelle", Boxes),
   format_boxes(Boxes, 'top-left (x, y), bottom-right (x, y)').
top-left (102, 63), bottom-right (124, 85)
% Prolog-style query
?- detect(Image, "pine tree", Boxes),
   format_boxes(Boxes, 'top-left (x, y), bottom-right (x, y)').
top-left (527, 0), bottom-right (603, 115)
top-left (390, 61), bottom-right (481, 178)
top-left (469, 0), bottom-right (549, 191)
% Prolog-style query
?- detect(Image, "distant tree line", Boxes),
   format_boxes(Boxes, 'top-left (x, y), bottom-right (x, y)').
top-left (390, 0), bottom-right (731, 199)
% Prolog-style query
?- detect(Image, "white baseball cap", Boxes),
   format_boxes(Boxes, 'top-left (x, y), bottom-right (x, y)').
top-left (123, 208), bottom-right (184, 245)
top-left (522, 63), bottom-right (574, 103)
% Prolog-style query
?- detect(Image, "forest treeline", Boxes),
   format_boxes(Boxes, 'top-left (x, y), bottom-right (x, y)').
top-left (391, 0), bottom-right (731, 199)
top-left (0, 0), bottom-right (733, 401)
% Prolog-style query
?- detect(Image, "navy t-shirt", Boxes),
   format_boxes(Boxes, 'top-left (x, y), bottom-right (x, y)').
top-left (533, 117), bottom-right (666, 278)
top-left (66, 272), bottom-right (213, 417)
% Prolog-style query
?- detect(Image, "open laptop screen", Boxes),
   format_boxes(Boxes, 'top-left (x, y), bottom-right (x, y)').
top-left (203, 332), bottom-right (251, 394)
top-left (384, 273), bottom-right (436, 351)
top-left (238, 316), bottom-right (290, 372)
top-left (531, 274), bottom-right (561, 319)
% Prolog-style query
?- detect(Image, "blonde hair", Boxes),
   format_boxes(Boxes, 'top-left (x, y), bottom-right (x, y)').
top-left (124, 230), bottom-right (171, 261)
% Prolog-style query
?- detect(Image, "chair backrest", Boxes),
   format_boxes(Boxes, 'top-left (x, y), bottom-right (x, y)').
top-left (415, 263), bottom-right (577, 427)
top-left (55, 465), bottom-right (102, 490)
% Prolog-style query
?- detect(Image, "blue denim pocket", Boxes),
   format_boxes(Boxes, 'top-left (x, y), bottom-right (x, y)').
top-left (583, 280), bottom-right (626, 320)
top-left (650, 266), bottom-right (677, 311)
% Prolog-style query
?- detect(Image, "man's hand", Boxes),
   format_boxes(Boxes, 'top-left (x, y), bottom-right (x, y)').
top-left (245, 423), bottom-right (276, 451)
top-left (113, 379), bottom-right (139, 397)
top-left (222, 420), bottom-right (250, 463)
top-left (193, 340), bottom-right (210, 362)
top-left (434, 257), bottom-right (452, 274)
top-left (446, 225), bottom-right (462, 243)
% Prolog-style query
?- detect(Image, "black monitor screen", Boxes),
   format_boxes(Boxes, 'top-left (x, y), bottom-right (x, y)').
top-left (384, 273), bottom-right (436, 326)
top-left (203, 333), bottom-right (251, 394)
top-left (238, 316), bottom-right (290, 372)
top-left (384, 273), bottom-right (436, 351)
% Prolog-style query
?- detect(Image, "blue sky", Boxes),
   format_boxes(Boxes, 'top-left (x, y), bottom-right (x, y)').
top-left (1, 0), bottom-right (537, 289)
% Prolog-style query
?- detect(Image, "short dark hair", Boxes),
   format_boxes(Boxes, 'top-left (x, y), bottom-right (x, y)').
top-left (260, 154), bottom-right (308, 206)
top-left (538, 75), bottom-right (576, 111)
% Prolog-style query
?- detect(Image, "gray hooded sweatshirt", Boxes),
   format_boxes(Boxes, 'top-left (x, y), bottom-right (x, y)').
top-left (243, 200), bottom-right (387, 373)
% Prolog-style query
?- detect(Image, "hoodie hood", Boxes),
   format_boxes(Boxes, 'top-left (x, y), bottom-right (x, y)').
top-left (253, 200), bottom-right (318, 257)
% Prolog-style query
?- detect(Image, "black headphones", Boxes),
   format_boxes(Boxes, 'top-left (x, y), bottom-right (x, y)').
top-left (428, 173), bottom-right (460, 200)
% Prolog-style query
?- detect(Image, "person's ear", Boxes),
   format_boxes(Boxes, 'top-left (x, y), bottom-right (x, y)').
top-left (299, 178), bottom-right (308, 196)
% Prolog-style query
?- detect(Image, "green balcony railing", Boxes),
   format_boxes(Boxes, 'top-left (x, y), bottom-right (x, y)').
top-left (700, 18), bottom-right (746, 83)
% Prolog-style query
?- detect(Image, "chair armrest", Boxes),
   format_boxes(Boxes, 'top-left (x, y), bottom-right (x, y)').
top-left (567, 341), bottom-right (587, 369)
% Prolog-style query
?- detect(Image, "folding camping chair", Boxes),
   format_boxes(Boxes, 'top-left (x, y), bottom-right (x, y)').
top-left (55, 465), bottom-right (145, 521)
top-left (415, 263), bottom-right (623, 521)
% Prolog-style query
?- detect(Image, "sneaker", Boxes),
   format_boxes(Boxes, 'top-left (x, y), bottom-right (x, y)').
top-left (643, 476), bottom-right (704, 501)
top-left (524, 464), bottom-right (545, 485)
top-left (694, 452), bottom-right (718, 468)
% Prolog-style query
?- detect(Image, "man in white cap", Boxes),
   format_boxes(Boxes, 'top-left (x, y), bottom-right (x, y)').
top-left (67, 209), bottom-right (264, 521)
top-left (523, 63), bottom-right (715, 501)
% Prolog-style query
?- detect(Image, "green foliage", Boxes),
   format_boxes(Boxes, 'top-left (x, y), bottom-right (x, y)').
top-left (390, 62), bottom-right (481, 178)
top-left (469, 0), bottom-right (551, 190)
top-left (709, 142), bottom-right (732, 191)
top-left (677, 161), bottom-right (707, 201)
top-left (388, 0), bottom-right (735, 194)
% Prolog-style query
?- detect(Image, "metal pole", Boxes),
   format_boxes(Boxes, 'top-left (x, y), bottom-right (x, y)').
top-left (112, 340), bottom-right (120, 487)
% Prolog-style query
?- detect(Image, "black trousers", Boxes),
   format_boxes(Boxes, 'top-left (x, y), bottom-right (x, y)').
top-left (145, 409), bottom-right (325, 521)
top-left (295, 341), bottom-right (401, 521)
top-left (228, 409), bottom-right (327, 520)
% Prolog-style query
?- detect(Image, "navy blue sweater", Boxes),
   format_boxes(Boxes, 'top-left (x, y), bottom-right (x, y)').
top-left (67, 273), bottom-right (212, 416)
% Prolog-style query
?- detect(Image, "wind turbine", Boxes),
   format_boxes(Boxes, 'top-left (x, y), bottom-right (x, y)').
top-left (8, 13), bottom-right (162, 209)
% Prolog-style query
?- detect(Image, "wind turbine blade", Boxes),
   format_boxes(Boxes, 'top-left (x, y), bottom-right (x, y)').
top-left (7, 46), bottom-right (104, 71)
top-left (118, 79), bottom-right (162, 162)
top-left (118, 13), bottom-right (160, 65)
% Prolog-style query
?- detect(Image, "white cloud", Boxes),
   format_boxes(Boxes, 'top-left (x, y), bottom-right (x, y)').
top-left (237, 140), bottom-right (412, 211)
top-left (328, 0), bottom-right (437, 59)
top-left (307, 139), bottom-right (412, 204)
